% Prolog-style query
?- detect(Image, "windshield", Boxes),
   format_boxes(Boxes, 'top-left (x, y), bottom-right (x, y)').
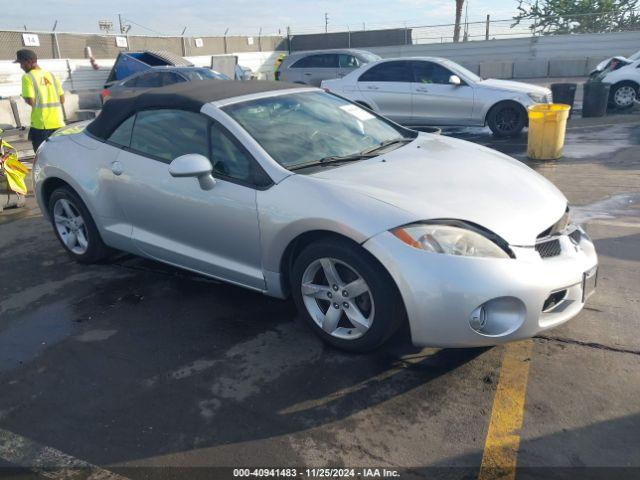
top-left (442, 59), bottom-right (482, 82)
top-left (223, 91), bottom-right (413, 169)
top-left (181, 68), bottom-right (230, 80)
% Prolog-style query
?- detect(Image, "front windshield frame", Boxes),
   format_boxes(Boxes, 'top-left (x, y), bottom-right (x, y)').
top-left (222, 91), bottom-right (417, 171)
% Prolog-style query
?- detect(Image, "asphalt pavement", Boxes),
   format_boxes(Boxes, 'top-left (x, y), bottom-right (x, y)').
top-left (0, 111), bottom-right (639, 479)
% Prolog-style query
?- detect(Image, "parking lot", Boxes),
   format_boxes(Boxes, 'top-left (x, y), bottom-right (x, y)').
top-left (1, 110), bottom-right (639, 479)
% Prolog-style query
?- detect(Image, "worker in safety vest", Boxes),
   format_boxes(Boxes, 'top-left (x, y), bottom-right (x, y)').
top-left (15, 49), bottom-right (65, 152)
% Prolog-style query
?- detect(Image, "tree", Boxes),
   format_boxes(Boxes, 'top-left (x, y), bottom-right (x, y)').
top-left (513, 0), bottom-right (640, 35)
top-left (453, 0), bottom-right (465, 42)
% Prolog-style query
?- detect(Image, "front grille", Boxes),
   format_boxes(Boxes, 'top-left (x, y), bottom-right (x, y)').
top-left (536, 239), bottom-right (562, 258)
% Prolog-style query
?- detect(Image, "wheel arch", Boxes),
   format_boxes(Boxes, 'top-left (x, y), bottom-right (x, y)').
top-left (276, 230), bottom-right (404, 310)
top-left (39, 175), bottom-right (99, 227)
top-left (610, 79), bottom-right (640, 103)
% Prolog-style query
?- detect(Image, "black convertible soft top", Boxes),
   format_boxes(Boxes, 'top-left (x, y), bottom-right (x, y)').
top-left (86, 80), bottom-right (303, 140)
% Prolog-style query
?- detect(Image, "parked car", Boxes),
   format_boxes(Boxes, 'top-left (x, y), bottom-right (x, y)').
top-left (322, 56), bottom-right (553, 136)
top-left (34, 81), bottom-right (597, 352)
top-left (589, 51), bottom-right (640, 109)
top-left (276, 49), bottom-right (381, 86)
top-left (102, 66), bottom-right (229, 101)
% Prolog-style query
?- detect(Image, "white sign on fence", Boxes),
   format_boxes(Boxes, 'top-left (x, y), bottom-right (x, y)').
top-left (247, 37), bottom-right (254, 45)
top-left (115, 36), bottom-right (128, 48)
top-left (22, 34), bottom-right (40, 47)
top-left (194, 38), bottom-right (204, 48)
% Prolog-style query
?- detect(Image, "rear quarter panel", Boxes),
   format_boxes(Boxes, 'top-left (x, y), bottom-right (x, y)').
top-left (34, 133), bottom-right (122, 227)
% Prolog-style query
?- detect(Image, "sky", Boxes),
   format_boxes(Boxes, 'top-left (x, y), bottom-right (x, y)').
top-left (2, 0), bottom-right (519, 36)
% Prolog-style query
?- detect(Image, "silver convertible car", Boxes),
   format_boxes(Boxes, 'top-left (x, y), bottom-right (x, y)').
top-left (34, 81), bottom-right (598, 352)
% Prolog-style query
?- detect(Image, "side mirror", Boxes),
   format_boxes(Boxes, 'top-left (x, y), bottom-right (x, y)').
top-left (169, 154), bottom-right (216, 190)
top-left (449, 74), bottom-right (462, 86)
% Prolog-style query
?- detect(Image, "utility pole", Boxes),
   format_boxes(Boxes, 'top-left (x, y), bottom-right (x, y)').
top-left (118, 13), bottom-right (125, 34)
top-left (485, 14), bottom-right (490, 40)
top-left (325, 12), bottom-right (329, 33)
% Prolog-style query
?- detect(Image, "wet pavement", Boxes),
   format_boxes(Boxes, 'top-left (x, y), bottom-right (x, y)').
top-left (0, 112), bottom-right (639, 479)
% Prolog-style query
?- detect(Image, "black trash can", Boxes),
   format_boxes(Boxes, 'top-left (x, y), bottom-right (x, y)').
top-left (551, 83), bottom-right (577, 117)
top-left (582, 82), bottom-right (611, 118)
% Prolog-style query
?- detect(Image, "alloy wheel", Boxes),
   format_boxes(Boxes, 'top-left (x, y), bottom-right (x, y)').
top-left (614, 86), bottom-right (637, 108)
top-left (495, 106), bottom-right (519, 134)
top-left (301, 257), bottom-right (375, 340)
top-left (53, 198), bottom-right (89, 255)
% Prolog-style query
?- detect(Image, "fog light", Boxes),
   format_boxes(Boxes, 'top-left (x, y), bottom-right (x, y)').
top-left (469, 297), bottom-right (526, 337)
top-left (470, 306), bottom-right (487, 332)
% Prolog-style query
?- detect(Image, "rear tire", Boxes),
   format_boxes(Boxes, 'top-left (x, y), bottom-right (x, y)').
top-left (487, 102), bottom-right (527, 137)
top-left (48, 186), bottom-right (110, 264)
top-left (609, 81), bottom-right (638, 109)
top-left (291, 237), bottom-right (405, 352)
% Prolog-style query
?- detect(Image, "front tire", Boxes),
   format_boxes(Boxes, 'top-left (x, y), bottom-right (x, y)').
top-left (609, 82), bottom-right (638, 109)
top-left (487, 102), bottom-right (527, 137)
top-left (291, 238), bottom-right (405, 352)
top-left (48, 186), bottom-right (110, 264)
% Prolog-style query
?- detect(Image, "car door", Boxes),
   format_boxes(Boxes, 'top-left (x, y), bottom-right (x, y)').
top-left (357, 60), bottom-right (413, 124)
top-left (410, 60), bottom-right (475, 126)
top-left (109, 108), bottom-right (266, 289)
top-left (292, 54), bottom-right (339, 86)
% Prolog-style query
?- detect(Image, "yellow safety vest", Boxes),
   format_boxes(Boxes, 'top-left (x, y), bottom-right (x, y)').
top-left (21, 69), bottom-right (65, 130)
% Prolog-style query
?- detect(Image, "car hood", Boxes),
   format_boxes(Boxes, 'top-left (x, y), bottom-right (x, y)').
top-left (308, 134), bottom-right (567, 246)
top-left (479, 78), bottom-right (550, 96)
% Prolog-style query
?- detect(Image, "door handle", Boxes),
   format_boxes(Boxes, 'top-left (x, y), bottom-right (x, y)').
top-left (366, 85), bottom-right (379, 90)
top-left (111, 161), bottom-right (123, 176)
top-left (416, 87), bottom-right (429, 92)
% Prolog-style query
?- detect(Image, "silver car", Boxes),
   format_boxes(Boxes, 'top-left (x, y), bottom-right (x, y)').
top-left (34, 81), bottom-right (597, 352)
top-left (102, 66), bottom-right (229, 102)
top-left (322, 57), bottom-right (553, 136)
top-left (276, 49), bottom-right (380, 86)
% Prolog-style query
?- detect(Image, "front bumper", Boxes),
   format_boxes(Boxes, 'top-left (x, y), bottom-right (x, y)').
top-left (363, 227), bottom-right (597, 347)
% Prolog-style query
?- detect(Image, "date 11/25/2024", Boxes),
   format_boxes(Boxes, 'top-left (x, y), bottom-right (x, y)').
top-left (233, 468), bottom-right (401, 478)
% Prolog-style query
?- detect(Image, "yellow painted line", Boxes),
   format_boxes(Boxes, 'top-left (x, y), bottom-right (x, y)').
top-left (478, 340), bottom-right (534, 480)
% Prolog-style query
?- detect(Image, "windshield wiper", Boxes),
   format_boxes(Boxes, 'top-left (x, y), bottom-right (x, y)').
top-left (288, 152), bottom-right (375, 171)
top-left (360, 137), bottom-right (413, 155)
top-left (288, 137), bottom-right (412, 171)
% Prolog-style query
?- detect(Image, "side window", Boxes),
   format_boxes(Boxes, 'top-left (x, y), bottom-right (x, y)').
top-left (107, 115), bottom-right (135, 147)
top-left (160, 72), bottom-right (185, 86)
top-left (122, 77), bottom-right (138, 88)
top-left (358, 61), bottom-right (413, 82)
top-left (291, 56), bottom-right (312, 69)
top-left (339, 54), bottom-right (360, 68)
top-left (135, 71), bottom-right (164, 88)
top-left (412, 61), bottom-right (454, 84)
top-left (292, 54), bottom-right (338, 69)
top-left (210, 123), bottom-right (256, 183)
top-left (130, 110), bottom-right (209, 162)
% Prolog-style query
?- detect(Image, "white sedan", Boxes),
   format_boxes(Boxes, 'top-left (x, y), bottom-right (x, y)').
top-left (322, 56), bottom-right (552, 136)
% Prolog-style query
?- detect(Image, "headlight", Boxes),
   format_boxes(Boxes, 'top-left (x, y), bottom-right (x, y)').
top-left (528, 92), bottom-right (549, 103)
top-left (391, 223), bottom-right (510, 259)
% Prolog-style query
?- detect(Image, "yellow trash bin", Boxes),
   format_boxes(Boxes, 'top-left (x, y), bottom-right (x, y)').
top-left (527, 104), bottom-right (571, 160)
